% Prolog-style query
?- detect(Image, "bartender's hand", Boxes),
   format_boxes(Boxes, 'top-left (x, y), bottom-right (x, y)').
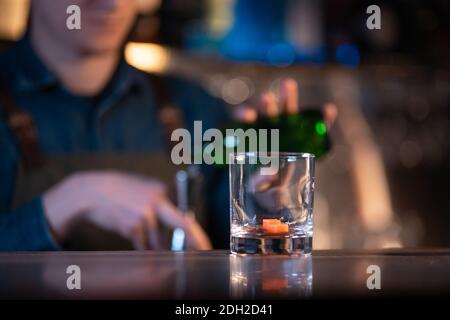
top-left (233, 78), bottom-right (337, 127)
top-left (42, 171), bottom-right (212, 250)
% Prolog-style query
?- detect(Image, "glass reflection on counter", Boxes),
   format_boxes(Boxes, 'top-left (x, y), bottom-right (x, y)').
top-left (229, 254), bottom-right (312, 299)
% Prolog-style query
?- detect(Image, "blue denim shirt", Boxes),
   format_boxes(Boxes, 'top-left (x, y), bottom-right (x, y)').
top-left (0, 37), bottom-right (230, 251)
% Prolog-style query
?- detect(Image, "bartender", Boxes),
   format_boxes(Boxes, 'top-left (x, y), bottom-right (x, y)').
top-left (0, 0), bottom-right (335, 251)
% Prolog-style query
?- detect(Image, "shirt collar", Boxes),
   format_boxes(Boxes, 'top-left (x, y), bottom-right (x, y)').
top-left (12, 35), bottom-right (139, 108)
top-left (96, 59), bottom-right (140, 116)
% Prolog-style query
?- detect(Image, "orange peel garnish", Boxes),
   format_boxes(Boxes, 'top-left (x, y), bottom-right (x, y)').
top-left (262, 219), bottom-right (289, 233)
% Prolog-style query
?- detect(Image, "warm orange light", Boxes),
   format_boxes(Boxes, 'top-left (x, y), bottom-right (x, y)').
top-left (0, 0), bottom-right (29, 41)
top-left (125, 42), bottom-right (170, 74)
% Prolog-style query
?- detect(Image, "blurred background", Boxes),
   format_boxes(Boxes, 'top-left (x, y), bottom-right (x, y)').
top-left (0, 0), bottom-right (449, 249)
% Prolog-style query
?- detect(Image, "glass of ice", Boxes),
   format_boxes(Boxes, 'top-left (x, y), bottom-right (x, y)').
top-left (230, 152), bottom-right (315, 255)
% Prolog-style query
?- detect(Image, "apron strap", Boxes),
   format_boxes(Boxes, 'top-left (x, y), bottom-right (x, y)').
top-left (0, 86), bottom-right (45, 169)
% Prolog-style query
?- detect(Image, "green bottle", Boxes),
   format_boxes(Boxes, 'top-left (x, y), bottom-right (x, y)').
top-left (205, 108), bottom-right (331, 167)
top-left (260, 108), bottom-right (331, 158)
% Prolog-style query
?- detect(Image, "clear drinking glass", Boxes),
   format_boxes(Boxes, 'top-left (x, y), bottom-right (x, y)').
top-left (230, 152), bottom-right (315, 255)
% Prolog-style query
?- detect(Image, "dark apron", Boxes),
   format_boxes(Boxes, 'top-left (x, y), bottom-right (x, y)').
top-left (1, 78), bottom-right (186, 250)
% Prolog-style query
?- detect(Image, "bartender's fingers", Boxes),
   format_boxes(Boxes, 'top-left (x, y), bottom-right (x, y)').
top-left (280, 78), bottom-right (299, 115)
top-left (129, 222), bottom-right (148, 251)
top-left (144, 207), bottom-right (162, 250)
top-left (155, 197), bottom-right (190, 229)
top-left (155, 198), bottom-right (212, 250)
top-left (184, 215), bottom-right (212, 251)
top-left (232, 105), bottom-right (258, 124)
top-left (259, 91), bottom-right (279, 118)
top-left (322, 102), bottom-right (338, 127)
top-left (232, 91), bottom-right (279, 122)
top-left (279, 162), bottom-right (296, 187)
top-left (249, 173), bottom-right (278, 193)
